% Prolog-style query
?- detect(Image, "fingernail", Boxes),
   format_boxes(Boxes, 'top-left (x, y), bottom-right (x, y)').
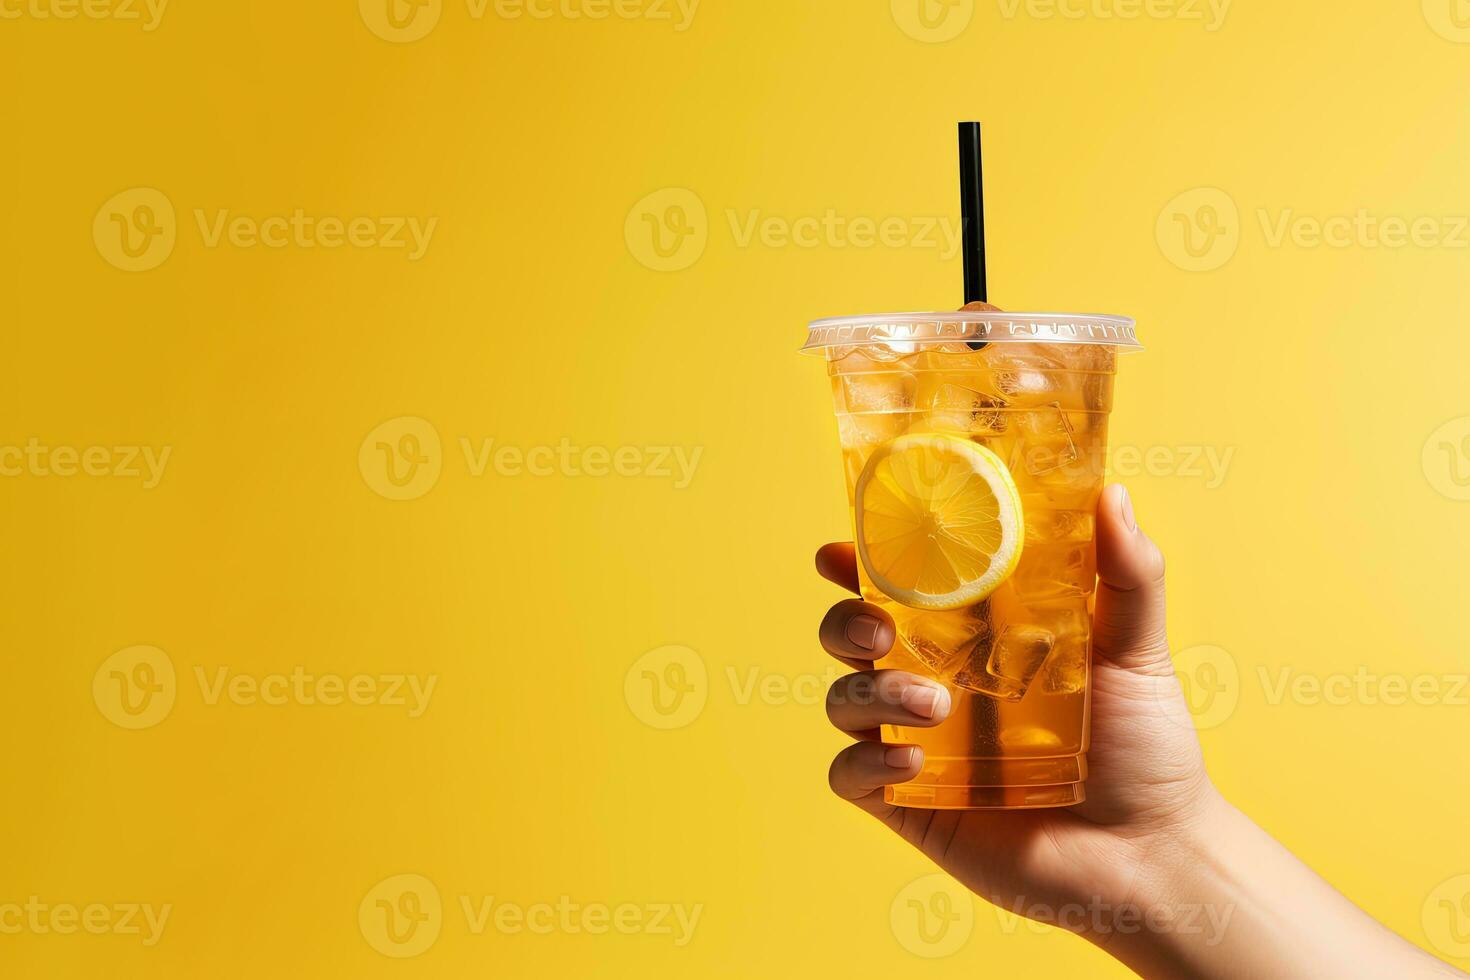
top-left (885, 746), bottom-right (918, 769)
top-left (845, 614), bottom-right (882, 650)
top-left (900, 684), bottom-right (948, 720)
top-left (1120, 487), bottom-right (1137, 533)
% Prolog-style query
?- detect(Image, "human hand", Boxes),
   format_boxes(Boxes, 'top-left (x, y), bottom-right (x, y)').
top-left (817, 484), bottom-right (1219, 924)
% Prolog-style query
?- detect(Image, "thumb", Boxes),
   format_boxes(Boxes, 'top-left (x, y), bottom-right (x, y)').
top-left (1092, 484), bottom-right (1172, 674)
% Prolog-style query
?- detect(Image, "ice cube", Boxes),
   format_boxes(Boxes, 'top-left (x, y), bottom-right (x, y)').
top-left (840, 372), bottom-right (916, 415)
top-left (928, 383), bottom-right (1009, 437)
top-left (987, 625), bottom-right (1055, 684)
top-left (951, 658), bottom-right (1024, 701)
top-left (1011, 544), bottom-right (1096, 601)
top-left (1029, 599), bottom-right (1090, 639)
top-left (1022, 503), bottom-right (1095, 545)
top-left (1011, 403), bottom-right (1078, 476)
top-left (838, 412), bottom-right (909, 450)
top-left (995, 368), bottom-right (1055, 404)
top-left (895, 605), bottom-right (991, 675)
top-left (983, 345), bottom-right (1069, 406)
top-left (951, 622), bottom-right (1053, 700)
top-left (1038, 636), bottom-right (1088, 695)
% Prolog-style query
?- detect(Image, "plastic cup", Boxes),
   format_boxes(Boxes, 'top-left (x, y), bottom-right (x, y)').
top-left (805, 311), bottom-right (1141, 809)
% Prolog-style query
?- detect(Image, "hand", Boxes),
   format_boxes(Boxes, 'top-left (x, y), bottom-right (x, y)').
top-left (816, 484), bottom-right (1219, 927)
top-left (819, 485), bottom-right (1467, 978)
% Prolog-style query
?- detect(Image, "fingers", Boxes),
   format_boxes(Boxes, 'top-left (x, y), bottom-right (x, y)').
top-left (818, 598), bottom-right (896, 669)
top-left (815, 543), bottom-right (931, 817)
top-left (828, 741), bottom-right (923, 809)
top-left (826, 670), bottom-right (952, 737)
top-left (815, 542), bottom-right (861, 594)
top-left (1093, 484), bottom-right (1172, 674)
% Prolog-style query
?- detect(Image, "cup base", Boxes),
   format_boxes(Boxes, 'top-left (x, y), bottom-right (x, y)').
top-left (884, 781), bottom-right (1085, 811)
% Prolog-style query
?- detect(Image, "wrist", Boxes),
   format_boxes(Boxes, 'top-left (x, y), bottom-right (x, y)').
top-left (1068, 789), bottom-right (1245, 972)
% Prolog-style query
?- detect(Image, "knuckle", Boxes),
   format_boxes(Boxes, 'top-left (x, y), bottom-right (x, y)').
top-left (826, 673), bottom-right (881, 722)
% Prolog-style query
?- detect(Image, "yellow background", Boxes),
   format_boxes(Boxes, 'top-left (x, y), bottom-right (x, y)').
top-left (4, 0), bottom-right (1470, 975)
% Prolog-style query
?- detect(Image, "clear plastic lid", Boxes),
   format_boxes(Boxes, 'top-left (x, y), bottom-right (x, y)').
top-left (803, 311), bottom-right (1141, 353)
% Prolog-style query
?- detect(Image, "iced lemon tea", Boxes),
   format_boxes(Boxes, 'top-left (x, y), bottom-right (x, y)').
top-left (806, 311), bottom-right (1140, 809)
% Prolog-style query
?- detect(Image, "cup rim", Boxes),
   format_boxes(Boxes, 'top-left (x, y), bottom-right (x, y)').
top-left (803, 311), bottom-right (1141, 353)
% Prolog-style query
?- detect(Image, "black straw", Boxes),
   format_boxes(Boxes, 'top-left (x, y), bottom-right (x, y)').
top-left (959, 121), bottom-right (987, 304)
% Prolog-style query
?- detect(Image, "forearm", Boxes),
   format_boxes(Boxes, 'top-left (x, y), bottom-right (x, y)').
top-left (1097, 794), bottom-right (1462, 979)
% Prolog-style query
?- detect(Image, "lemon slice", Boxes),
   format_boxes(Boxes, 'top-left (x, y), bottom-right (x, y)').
top-left (855, 433), bottom-right (1023, 610)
